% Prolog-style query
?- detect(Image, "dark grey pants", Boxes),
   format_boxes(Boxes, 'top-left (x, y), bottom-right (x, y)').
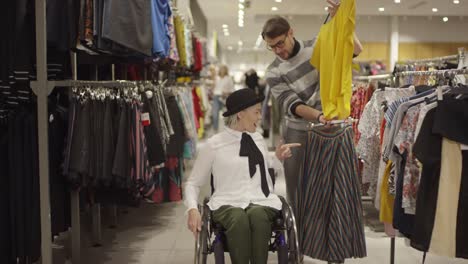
top-left (282, 125), bottom-right (308, 213)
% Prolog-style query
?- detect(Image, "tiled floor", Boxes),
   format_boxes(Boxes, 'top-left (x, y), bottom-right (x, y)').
top-left (74, 140), bottom-right (468, 264)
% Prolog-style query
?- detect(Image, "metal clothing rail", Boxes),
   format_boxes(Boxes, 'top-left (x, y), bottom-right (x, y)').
top-left (396, 47), bottom-right (465, 66)
top-left (394, 68), bottom-right (468, 77)
top-left (397, 54), bottom-right (459, 65)
top-left (353, 73), bottom-right (393, 81)
top-left (310, 117), bottom-right (359, 128)
top-left (296, 117), bottom-right (359, 129)
top-left (31, 0), bottom-right (52, 263)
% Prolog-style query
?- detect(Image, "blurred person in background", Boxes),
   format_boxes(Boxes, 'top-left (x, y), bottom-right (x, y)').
top-left (212, 65), bottom-right (235, 132)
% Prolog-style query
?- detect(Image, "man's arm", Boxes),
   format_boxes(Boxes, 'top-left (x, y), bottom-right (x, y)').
top-left (266, 68), bottom-right (324, 123)
top-left (353, 33), bottom-right (363, 56)
top-left (294, 104), bottom-right (322, 122)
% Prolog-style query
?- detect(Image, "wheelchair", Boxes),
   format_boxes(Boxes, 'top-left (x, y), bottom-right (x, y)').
top-left (193, 195), bottom-right (301, 263)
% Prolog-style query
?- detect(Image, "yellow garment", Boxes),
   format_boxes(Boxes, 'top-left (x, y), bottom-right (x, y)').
top-left (310, 0), bottom-right (355, 119)
top-left (174, 15), bottom-right (187, 67)
top-left (379, 161), bottom-right (394, 223)
top-left (195, 87), bottom-right (205, 138)
top-left (429, 138), bottom-right (462, 257)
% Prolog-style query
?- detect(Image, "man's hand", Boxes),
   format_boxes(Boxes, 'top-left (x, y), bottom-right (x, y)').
top-left (276, 140), bottom-right (301, 161)
top-left (318, 114), bottom-right (335, 128)
top-left (187, 208), bottom-right (202, 237)
top-left (327, 0), bottom-right (340, 18)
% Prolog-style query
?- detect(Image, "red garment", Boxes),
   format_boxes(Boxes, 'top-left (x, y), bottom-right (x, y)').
top-left (169, 181), bottom-right (182, 202)
top-left (192, 36), bottom-right (203, 72)
top-left (191, 87), bottom-right (203, 129)
top-left (127, 64), bottom-right (143, 80)
top-left (380, 119), bottom-right (387, 148)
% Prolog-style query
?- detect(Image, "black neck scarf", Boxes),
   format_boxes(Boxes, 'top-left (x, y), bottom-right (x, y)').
top-left (239, 133), bottom-right (270, 197)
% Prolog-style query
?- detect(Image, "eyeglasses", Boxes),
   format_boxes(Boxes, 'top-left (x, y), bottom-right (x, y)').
top-left (266, 34), bottom-right (288, 51)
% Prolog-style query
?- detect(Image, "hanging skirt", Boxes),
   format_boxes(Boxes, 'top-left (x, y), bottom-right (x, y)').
top-left (297, 126), bottom-right (367, 262)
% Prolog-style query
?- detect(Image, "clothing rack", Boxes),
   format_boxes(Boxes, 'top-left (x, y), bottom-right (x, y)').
top-left (31, 1), bottom-right (152, 262)
top-left (383, 61), bottom-right (467, 264)
top-left (352, 73), bottom-right (400, 264)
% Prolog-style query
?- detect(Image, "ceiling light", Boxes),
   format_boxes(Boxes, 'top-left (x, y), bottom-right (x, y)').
top-left (272, 6), bottom-right (278, 11)
top-left (239, 0), bottom-right (245, 2)
top-left (454, 0), bottom-right (460, 4)
top-left (239, 10), bottom-right (245, 15)
top-left (222, 24), bottom-right (228, 29)
top-left (228, 46), bottom-right (233, 50)
top-left (394, 0), bottom-right (400, 3)
top-left (443, 16), bottom-right (449, 22)
top-left (238, 41), bottom-right (243, 46)
top-left (432, 8), bottom-right (438, 12)
top-left (378, 7), bottom-right (385, 12)
top-left (275, 0), bottom-right (282, 2)
top-left (239, 3), bottom-right (244, 9)
top-left (325, 7), bottom-right (329, 11)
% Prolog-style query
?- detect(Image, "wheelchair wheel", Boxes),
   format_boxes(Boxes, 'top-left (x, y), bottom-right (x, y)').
top-left (283, 201), bottom-right (301, 263)
top-left (194, 205), bottom-right (209, 264)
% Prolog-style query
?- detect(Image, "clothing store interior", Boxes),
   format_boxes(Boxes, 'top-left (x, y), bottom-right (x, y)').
top-left (1, 0), bottom-right (468, 263)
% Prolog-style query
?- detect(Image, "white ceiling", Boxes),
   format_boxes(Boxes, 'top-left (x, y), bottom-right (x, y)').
top-left (197, 0), bottom-right (468, 52)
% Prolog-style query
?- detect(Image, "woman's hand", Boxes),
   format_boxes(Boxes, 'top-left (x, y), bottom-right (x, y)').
top-left (327, 0), bottom-right (340, 18)
top-left (276, 140), bottom-right (301, 161)
top-left (187, 208), bottom-right (202, 237)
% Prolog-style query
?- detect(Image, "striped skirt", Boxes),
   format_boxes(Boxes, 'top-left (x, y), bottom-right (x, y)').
top-left (297, 126), bottom-right (367, 262)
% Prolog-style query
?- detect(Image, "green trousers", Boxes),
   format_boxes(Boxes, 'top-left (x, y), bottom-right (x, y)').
top-left (212, 204), bottom-right (279, 264)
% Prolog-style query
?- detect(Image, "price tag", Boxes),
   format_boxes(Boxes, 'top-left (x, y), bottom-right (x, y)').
top-left (141, 112), bottom-right (150, 127)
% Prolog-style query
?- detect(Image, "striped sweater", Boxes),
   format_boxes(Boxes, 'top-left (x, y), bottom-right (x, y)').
top-left (265, 39), bottom-right (321, 124)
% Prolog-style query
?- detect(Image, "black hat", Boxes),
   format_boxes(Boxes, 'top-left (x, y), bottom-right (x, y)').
top-left (222, 88), bottom-right (265, 117)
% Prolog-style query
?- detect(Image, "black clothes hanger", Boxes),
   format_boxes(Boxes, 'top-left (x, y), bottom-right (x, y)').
top-left (415, 85), bottom-right (437, 94)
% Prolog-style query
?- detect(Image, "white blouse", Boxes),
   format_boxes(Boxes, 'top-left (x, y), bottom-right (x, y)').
top-left (184, 128), bottom-right (283, 212)
top-left (213, 76), bottom-right (234, 96)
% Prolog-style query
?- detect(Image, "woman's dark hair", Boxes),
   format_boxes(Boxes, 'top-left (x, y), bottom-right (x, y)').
top-left (261, 16), bottom-right (291, 39)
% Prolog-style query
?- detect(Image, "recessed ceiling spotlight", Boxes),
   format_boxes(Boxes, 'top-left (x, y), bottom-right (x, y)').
top-left (239, 3), bottom-right (244, 9)
top-left (275, 0), bottom-right (282, 2)
top-left (325, 6), bottom-right (329, 11)
top-left (239, 0), bottom-right (245, 3)
top-left (394, 0), bottom-right (400, 3)
top-left (272, 6), bottom-right (278, 11)
top-left (378, 7), bottom-right (385, 12)
top-left (432, 8), bottom-right (438, 12)
top-left (222, 24), bottom-right (228, 28)
top-left (228, 46), bottom-right (233, 50)
top-left (454, 0), bottom-right (460, 4)
top-left (238, 41), bottom-right (243, 46)
top-left (443, 16), bottom-right (449, 22)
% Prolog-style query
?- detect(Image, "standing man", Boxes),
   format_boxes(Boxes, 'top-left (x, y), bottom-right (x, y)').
top-left (263, 0), bottom-right (363, 210)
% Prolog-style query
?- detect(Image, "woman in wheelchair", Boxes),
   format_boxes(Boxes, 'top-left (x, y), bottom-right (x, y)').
top-left (184, 88), bottom-right (300, 264)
